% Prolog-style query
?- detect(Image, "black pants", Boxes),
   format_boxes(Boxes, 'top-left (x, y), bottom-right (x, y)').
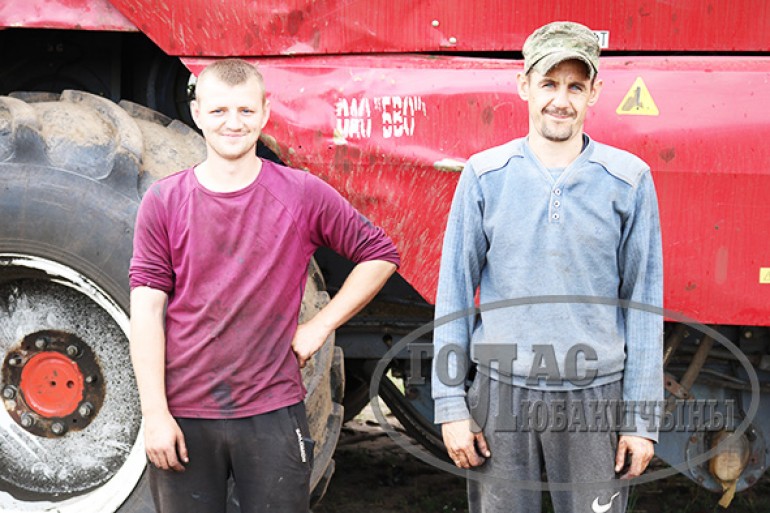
top-left (149, 402), bottom-right (313, 513)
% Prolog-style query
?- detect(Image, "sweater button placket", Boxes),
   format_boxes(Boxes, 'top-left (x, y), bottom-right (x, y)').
top-left (550, 188), bottom-right (562, 223)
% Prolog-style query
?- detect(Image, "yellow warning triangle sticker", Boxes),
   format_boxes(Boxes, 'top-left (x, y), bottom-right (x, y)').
top-left (616, 77), bottom-right (659, 116)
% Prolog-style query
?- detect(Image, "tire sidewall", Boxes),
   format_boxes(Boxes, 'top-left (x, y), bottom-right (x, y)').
top-left (0, 163), bottom-right (154, 511)
top-left (0, 164), bottom-right (137, 309)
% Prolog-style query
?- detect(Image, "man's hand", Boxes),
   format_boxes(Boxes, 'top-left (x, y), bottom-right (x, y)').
top-left (615, 434), bottom-right (654, 479)
top-left (292, 260), bottom-right (396, 368)
top-left (291, 319), bottom-right (333, 368)
top-left (441, 419), bottom-right (491, 469)
top-left (144, 410), bottom-right (188, 472)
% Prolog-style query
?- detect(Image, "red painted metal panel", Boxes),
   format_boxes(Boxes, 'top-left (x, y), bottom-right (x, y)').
top-left (0, 0), bottom-right (136, 31)
top-left (116, 0), bottom-right (769, 57)
top-left (185, 55), bottom-right (770, 326)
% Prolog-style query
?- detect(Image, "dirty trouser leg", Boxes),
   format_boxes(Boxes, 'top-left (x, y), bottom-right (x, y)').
top-left (467, 373), bottom-right (543, 513)
top-left (229, 402), bottom-right (312, 513)
top-left (540, 382), bottom-right (628, 513)
top-left (149, 403), bottom-right (312, 513)
top-left (148, 418), bottom-right (230, 513)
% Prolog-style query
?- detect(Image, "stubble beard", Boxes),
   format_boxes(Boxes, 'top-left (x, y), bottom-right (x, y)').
top-left (540, 123), bottom-right (573, 143)
top-left (540, 110), bottom-right (576, 143)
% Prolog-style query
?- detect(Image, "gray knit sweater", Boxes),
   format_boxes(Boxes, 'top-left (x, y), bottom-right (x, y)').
top-left (431, 136), bottom-right (664, 440)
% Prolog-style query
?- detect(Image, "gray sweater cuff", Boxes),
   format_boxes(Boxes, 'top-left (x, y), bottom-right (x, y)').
top-left (622, 411), bottom-right (659, 443)
top-left (433, 397), bottom-right (471, 425)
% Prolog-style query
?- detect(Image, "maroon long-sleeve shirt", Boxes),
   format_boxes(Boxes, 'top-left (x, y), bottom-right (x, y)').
top-left (130, 161), bottom-right (399, 418)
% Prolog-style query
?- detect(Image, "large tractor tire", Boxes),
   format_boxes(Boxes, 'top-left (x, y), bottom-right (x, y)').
top-left (0, 91), bottom-right (343, 512)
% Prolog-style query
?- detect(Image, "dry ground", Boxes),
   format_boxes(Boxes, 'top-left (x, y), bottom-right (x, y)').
top-left (314, 403), bottom-right (770, 513)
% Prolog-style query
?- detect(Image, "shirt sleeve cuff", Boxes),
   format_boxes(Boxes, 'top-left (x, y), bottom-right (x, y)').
top-left (433, 397), bottom-right (471, 425)
top-left (621, 411), bottom-right (659, 443)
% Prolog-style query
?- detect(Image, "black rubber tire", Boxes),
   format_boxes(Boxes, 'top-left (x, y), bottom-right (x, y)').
top-left (378, 376), bottom-right (449, 462)
top-left (129, 50), bottom-right (195, 127)
top-left (0, 91), bottom-right (342, 511)
top-left (341, 360), bottom-right (375, 422)
top-left (344, 359), bottom-right (448, 461)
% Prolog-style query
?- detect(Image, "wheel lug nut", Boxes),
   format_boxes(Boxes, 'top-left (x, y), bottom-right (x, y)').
top-left (2, 386), bottom-right (17, 400)
top-left (8, 355), bottom-right (22, 367)
top-left (20, 413), bottom-right (35, 428)
top-left (51, 421), bottom-right (67, 436)
top-left (85, 375), bottom-right (97, 384)
top-left (35, 337), bottom-right (49, 349)
top-left (79, 402), bottom-right (93, 417)
top-left (66, 345), bottom-right (80, 357)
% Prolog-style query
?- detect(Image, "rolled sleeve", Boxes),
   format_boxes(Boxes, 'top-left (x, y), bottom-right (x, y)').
top-left (129, 186), bottom-right (174, 292)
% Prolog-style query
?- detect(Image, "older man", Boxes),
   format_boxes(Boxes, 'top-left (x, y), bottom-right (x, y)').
top-left (432, 22), bottom-right (663, 513)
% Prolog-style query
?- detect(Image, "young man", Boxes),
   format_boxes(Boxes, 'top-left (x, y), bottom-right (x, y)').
top-left (129, 59), bottom-right (399, 513)
top-left (432, 22), bottom-right (663, 513)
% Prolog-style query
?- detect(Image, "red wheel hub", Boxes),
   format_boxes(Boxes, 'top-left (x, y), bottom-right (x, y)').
top-left (3, 330), bottom-right (104, 437)
top-left (20, 352), bottom-right (84, 417)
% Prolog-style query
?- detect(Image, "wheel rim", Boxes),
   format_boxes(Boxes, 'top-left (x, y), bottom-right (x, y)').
top-left (0, 253), bottom-right (145, 512)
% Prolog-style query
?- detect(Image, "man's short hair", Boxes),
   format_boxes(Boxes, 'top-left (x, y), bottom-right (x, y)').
top-left (195, 59), bottom-right (266, 103)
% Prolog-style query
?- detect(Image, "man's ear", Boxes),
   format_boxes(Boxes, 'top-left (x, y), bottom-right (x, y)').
top-left (190, 99), bottom-right (202, 129)
top-left (588, 78), bottom-right (603, 107)
top-left (261, 99), bottom-right (271, 130)
top-left (516, 72), bottom-right (530, 101)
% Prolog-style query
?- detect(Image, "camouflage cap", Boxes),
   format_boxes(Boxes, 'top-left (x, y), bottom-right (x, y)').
top-left (523, 21), bottom-right (600, 79)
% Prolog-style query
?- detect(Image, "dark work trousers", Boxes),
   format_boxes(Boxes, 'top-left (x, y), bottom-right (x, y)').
top-left (149, 402), bottom-right (313, 513)
top-left (467, 373), bottom-right (629, 513)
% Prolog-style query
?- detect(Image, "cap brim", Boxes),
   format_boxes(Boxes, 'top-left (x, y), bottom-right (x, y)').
top-left (530, 51), bottom-right (597, 79)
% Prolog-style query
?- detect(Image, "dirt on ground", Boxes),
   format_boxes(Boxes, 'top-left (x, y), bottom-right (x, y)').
top-left (313, 404), bottom-right (467, 513)
top-left (314, 403), bottom-right (770, 513)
